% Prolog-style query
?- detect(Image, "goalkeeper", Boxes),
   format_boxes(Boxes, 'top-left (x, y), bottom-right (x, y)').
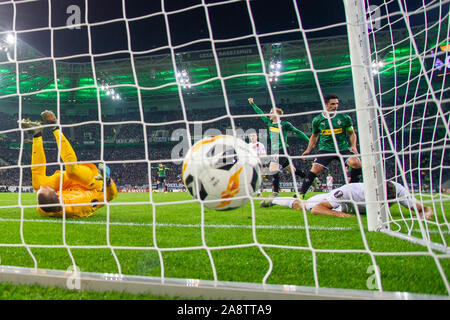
top-left (248, 98), bottom-right (309, 197)
top-left (260, 181), bottom-right (434, 220)
top-left (20, 110), bottom-right (118, 218)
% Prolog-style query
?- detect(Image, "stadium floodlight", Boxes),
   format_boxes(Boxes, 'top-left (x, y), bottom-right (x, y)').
top-left (269, 59), bottom-right (282, 83)
top-left (269, 60), bottom-right (282, 71)
top-left (176, 68), bottom-right (191, 90)
top-left (0, 33), bottom-right (16, 62)
top-left (268, 42), bottom-right (282, 84)
top-left (98, 81), bottom-right (120, 100)
top-left (5, 34), bottom-right (15, 45)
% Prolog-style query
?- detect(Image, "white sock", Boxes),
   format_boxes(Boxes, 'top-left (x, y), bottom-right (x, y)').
top-left (272, 197), bottom-right (296, 208)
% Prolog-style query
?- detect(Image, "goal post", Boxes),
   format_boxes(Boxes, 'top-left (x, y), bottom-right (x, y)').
top-left (344, 0), bottom-right (450, 256)
top-left (343, 0), bottom-right (389, 232)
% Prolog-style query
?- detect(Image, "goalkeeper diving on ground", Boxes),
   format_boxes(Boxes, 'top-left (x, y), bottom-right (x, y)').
top-left (19, 110), bottom-right (118, 218)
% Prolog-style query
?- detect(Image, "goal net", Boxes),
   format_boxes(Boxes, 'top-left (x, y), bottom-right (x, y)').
top-left (359, 0), bottom-right (450, 251)
top-left (0, 0), bottom-right (448, 299)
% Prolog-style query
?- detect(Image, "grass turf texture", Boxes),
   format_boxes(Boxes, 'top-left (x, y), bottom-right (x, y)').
top-left (0, 281), bottom-right (180, 300)
top-left (0, 191), bottom-right (449, 299)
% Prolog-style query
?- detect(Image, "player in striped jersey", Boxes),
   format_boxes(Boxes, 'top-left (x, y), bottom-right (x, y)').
top-left (19, 110), bottom-right (117, 218)
top-left (248, 98), bottom-right (309, 197)
top-left (153, 163), bottom-right (171, 192)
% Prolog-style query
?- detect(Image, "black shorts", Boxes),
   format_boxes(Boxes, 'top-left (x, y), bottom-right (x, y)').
top-left (157, 176), bottom-right (166, 184)
top-left (271, 147), bottom-right (292, 169)
top-left (313, 149), bottom-right (357, 169)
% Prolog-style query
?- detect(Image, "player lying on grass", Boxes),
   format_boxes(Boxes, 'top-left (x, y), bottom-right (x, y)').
top-left (19, 110), bottom-right (118, 218)
top-left (260, 181), bottom-right (434, 219)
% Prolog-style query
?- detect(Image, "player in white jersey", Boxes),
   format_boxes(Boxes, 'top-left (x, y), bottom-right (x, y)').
top-left (249, 132), bottom-right (267, 156)
top-left (249, 132), bottom-right (267, 197)
top-left (326, 173), bottom-right (334, 192)
top-left (260, 181), bottom-right (434, 219)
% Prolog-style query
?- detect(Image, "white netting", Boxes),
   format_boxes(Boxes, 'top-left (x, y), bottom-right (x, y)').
top-left (366, 0), bottom-right (450, 250)
top-left (0, 0), bottom-right (448, 298)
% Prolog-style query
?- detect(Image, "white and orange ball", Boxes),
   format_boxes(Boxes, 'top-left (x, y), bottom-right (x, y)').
top-left (182, 135), bottom-right (262, 211)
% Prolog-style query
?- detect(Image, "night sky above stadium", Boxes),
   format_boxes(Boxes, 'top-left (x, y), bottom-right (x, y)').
top-left (0, 0), bottom-right (443, 60)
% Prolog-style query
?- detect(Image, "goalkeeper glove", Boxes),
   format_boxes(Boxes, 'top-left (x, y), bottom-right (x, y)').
top-left (95, 163), bottom-right (112, 186)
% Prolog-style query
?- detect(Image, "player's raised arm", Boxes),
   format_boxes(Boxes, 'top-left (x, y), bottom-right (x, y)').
top-left (287, 122), bottom-right (310, 143)
top-left (248, 98), bottom-right (271, 124)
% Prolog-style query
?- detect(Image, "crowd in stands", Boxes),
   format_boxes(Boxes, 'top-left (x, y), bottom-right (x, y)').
top-left (0, 97), bottom-right (448, 192)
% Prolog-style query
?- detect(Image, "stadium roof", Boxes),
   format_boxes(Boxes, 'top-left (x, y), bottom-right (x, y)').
top-left (0, 11), bottom-right (446, 106)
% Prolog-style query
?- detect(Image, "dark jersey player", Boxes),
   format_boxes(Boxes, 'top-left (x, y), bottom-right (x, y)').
top-left (153, 163), bottom-right (171, 192)
top-left (248, 98), bottom-right (309, 197)
top-left (299, 94), bottom-right (362, 198)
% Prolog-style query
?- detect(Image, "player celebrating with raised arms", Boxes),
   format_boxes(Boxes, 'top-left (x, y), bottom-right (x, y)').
top-left (248, 97), bottom-right (309, 197)
top-left (299, 94), bottom-right (362, 199)
top-left (19, 110), bottom-right (117, 218)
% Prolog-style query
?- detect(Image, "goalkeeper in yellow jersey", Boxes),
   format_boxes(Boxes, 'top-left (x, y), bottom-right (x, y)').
top-left (19, 110), bottom-right (118, 218)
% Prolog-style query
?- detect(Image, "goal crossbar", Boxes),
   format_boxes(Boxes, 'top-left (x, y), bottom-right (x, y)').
top-left (0, 265), bottom-right (447, 300)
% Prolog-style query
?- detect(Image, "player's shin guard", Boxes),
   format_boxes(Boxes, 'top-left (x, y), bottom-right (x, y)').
top-left (349, 167), bottom-right (362, 183)
top-left (300, 171), bottom-right (317, 196)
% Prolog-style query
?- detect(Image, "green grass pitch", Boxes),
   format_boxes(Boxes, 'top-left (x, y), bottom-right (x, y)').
top-left (0, 191), bottom-right (449, 299)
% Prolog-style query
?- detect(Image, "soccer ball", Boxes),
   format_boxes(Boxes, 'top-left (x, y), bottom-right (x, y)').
top-left (182, 135), bottom-right (262, 211)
